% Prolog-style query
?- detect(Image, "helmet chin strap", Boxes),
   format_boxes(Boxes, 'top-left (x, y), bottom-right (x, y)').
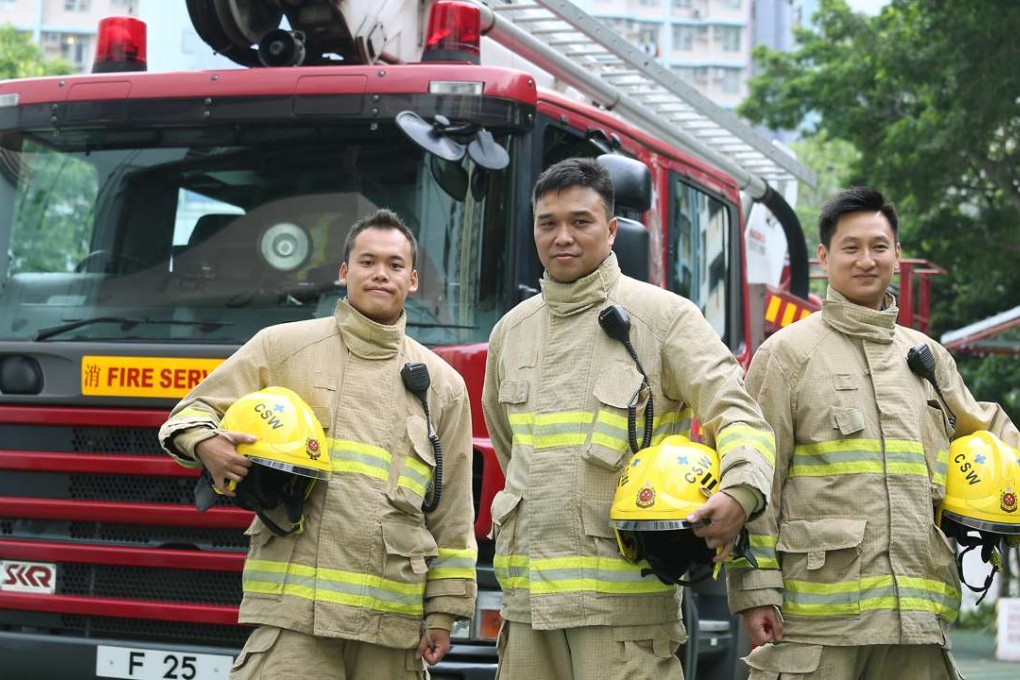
top-left (953, 529), bottom-right (1001, 605)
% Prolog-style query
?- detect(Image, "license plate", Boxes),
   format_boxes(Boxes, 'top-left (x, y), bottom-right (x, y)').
top-left (96, 645), bottom-right (234, 680)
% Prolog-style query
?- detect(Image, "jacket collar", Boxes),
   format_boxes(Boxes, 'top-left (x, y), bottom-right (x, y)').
top-left (540, 252), bottom-right (621, 318)
top-left (821, 285), bottom-right (898, 344)
top-left (336, 298), bottom-right (404, 359)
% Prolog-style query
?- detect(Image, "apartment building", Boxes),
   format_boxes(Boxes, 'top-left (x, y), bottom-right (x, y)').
top-left (0, 0), bottom-right (138, 72)
top-left (576, 0), bottom-right (753, 108)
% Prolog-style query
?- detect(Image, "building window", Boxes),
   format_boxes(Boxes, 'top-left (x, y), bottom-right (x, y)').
top-left (638, 0), bottom-right (659, 6)
top-left (720, 68), bottom-right (741, 94)
top-left (718, 26), bottom-right (742, 51)
top-left (672, 25), bottom-right (695, 51)
top-left (672, 66), bottom-right (695, 83)
top-left (673, 0), bottom-right (693, 7)
top-left (64, 0), bottom-right (90, 11)
top-left (60, 35), bottom-right (89, 68)
top-left (638, 24), bottom-right (659, 45)
top-left (720, 0), bottom-right (743, 9)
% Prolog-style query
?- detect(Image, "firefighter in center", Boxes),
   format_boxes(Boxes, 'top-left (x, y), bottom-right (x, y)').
top-left (482, 157), bottom-right (776, 679)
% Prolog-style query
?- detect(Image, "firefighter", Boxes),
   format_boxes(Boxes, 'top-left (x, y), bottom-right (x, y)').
top-left (158, 209), bottom-right (477, 680)
top-left (481, 157), bottom-right (776, 680)
top-left (730, 187), bottom-right (1020, 679)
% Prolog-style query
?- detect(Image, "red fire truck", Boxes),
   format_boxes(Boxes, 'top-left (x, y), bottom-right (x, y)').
top-left (0, 1), bottom-right (817, 678)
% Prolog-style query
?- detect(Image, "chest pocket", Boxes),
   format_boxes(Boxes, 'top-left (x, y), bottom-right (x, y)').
top-left (831, 406), bottom-right (865, 436)
top-left (583, 364), bottom-right (647, 471)
top-left (390, 414), bottom-right (437, 516)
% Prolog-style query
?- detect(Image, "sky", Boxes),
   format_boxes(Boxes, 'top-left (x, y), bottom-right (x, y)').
top-left (845, 0), bottom-right (889, 15)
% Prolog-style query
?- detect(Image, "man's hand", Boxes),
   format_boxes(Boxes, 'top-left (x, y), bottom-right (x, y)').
top-left (741, 605), bottom-right (784, 646)
top-left (194, 431), bottom-right (256, 497)
top-left (687, 491), bottom-right (747, 560)
top-left (416, 628), bottom-right (451, 666)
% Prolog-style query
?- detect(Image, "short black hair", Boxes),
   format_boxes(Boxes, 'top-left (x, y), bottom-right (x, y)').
top-left (532, 157), bottom-right (615, 219)
top-left (818, 186), bottom-right (899, 248)
top-left (343, 208), bottom-right (418, 266)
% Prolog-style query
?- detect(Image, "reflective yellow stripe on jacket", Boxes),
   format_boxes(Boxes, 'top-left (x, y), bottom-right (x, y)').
top-left (718, 423), bottom-right (777, 466)
top-left (728, 533), bottom-right (779, 571)
top-left (329, 437), bottom-right (431, 497)
top-left (783, 574), bottom-right (960, 621)
top-left (494, 554), bottom-right (674, 595)
top-left (790, 439), bottom-right (927, 478)
top-left (931, 447), bottom-right (948, 487)
top-left (243, 559), bottom-right (426, 616)
top-left (509, 408), bottom-right (693, 452)
top-left (429, 547), bottom-right (478, 580)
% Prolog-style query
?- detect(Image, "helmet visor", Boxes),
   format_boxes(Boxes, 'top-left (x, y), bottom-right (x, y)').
top-left (942, 509), bottom-right (1020, 536)
top-left (609, 519), bottom-right (695, 531)
top-left (249, 454), bottom-right (332, 481)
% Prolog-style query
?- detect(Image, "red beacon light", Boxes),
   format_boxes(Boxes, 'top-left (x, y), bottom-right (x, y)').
top-left (92, 16), bottom-right (147, 73)
top-left (422, 0), bottom-right (481, 65)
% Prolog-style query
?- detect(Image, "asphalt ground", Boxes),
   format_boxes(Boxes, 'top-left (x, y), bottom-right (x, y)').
top-left (950, 628), bottom-right (1020, 679)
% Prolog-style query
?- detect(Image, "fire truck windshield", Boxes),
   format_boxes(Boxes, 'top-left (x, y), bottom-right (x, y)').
top-left (0, 123), bottom-right (513, 347)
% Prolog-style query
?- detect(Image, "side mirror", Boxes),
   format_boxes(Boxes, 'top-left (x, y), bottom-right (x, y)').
top-left (597, 154), bottom-right (652, 213)
top-left (613, 217), bottom-right (650, 283)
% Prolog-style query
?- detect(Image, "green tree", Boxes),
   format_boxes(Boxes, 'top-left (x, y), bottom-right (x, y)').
top-left (0, 23), bottom-right (73, 80)
top-left (741, 0), bottom-right (1020, 424)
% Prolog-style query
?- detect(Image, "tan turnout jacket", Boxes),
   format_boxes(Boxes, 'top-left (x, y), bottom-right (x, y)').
top-left (728, 287), bottom-right (1020, 646)
top-left (482, 254), bottom-right (775, 631)
top-left (159, 299), bottom-right (477, 649)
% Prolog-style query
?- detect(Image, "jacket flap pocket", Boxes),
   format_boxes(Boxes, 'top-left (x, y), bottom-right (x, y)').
top-left (777, 518), bottom-right (867, 553)
top-left (833, 374), bottom-right (858, 391)
top-left (230, 625), bottom-right (282, 670)
top-left (593, 365), bottom-right (645, 409)
top-left (313, 371), bottom-right (338, 390)
top-left (581, 497), bottom-right (616, 539)
top-left (311, 405), bottom-right (331, 432)
top-left (407, 415), bottom-right (436, 466)
top-left (490, 490), bottom-right (522, 527)
top-left (831, 406), bottom-right (865, 436)
top-left (498, 380), bottom-right (529, 405)
top-left (745, 643), bottom-right (822, 673)
top-left (383, 518), bottom-right (439, 558)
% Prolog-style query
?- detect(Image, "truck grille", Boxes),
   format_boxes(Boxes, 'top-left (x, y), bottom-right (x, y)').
top-left (0, 412), bottom-right (250, 650)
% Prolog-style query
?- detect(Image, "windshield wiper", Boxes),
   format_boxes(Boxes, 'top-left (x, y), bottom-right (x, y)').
top-left (405, 322), bottom-right (478, 330)
top-left (35, 317), bottom-right (231, 341)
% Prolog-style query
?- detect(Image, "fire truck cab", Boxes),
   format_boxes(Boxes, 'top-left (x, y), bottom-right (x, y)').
top-left (0, 1), bottom-right (815, 678)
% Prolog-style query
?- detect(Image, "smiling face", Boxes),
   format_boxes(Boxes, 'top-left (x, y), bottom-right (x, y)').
top-left (338, 226), bottom-right (418, 325)
top-left (533, 185), bottom-right (618, 283)
top-left (818, 210), bottom-right (901, 310)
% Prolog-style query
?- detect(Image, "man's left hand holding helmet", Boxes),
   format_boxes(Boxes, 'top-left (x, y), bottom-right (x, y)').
top-left (195, 429), bottom-right (255, 497)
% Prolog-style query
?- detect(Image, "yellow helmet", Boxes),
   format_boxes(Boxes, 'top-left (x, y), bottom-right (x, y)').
top-left (609, 435), bottom-right (753, 585)
top-left (938, 430), bottom-right (1020, 534)
top-left (220, 386), bottom-right (331, 481)
top-left (215, 387), bottom-right (331, 535)
top-left (937, 431), bottom-right (1020, 603)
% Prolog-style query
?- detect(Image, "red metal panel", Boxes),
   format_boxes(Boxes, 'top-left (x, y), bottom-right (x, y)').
top-left (0, 497), bottom-right (251, 529)
top-left (471, 439), bottom-right (504, 541)
top-left (0, 592), bottom-right (239, 625)
top-left (432, 343), bottom-right (488, 437)
top-left (0, 451), bottom-right (197, 476)
top-left (0, 406), bottom-right (168, 427)
top-left (0, 539), bottom-right (244, 572)
top-left (1, 65), bottom-right (538, 106)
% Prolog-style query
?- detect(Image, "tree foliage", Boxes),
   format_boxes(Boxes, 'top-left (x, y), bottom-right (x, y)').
top-left (0, 24), bottom-right (73, 80)
top-left (741, 0), bottom-right (1020, 421)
